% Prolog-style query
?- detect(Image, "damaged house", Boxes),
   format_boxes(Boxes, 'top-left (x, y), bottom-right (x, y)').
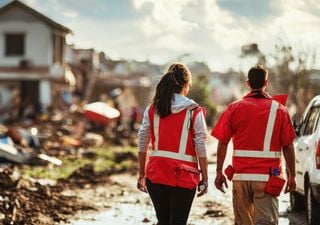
top-left (67, 48), bottom-right (153, 123)
top-left (0, 0), bottom-right (73, 122)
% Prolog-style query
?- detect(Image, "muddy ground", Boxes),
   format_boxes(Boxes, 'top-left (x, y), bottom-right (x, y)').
top-left (0, 160), bottom-right (310, 225)
top-left (0, 160), bottom-right (233, 225)
top-left (0, 135), bottom-right (309, 225)
top-left (0, 164), bottom-right (108, 225)
top-left (64, 172), bottom-right (234, 225)
top-left (0, 168), bottom-right (232, 225)
top-left (62, 170), bottom-right (309, 225)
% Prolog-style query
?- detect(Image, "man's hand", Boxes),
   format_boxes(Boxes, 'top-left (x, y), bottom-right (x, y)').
top-left (285, 176), bottom-right (296, 193)
top-left (283, 143), bottom-right (296, 194)
top-left (197, 180), bottom-right (208, 197)
top-left (214, 172), bottom-right (228, 193)
top-left (137, 176), bottom-right (148, 193)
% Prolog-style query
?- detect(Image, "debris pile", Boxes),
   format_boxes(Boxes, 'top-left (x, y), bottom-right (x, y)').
top-left (0, 167), bottom-right (94, 225)
top-left (0, 105), bottom-right (139, 224)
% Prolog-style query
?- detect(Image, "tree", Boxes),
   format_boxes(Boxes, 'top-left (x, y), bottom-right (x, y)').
top-left (270, 43), bottom-right (318, 119)
top-left (189, 75), bottom-right (217, 126)
top-left (240, 43), bottom-right (266, 65)
top-left (240, 42), bottom-right (318, 119)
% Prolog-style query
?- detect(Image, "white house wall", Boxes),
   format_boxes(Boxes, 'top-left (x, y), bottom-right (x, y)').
top-left (0, 8), bottom-right (53, 67)
top-left (39, 80), bottom-right (51, 109)
top-left (0, 84), bottom-right (12, 106)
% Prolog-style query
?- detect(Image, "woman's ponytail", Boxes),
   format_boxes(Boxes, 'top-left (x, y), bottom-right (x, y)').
top-left (152, 63), bottom-right (190, 117)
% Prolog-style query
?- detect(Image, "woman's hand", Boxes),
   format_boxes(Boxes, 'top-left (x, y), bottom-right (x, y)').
top-left (197, 180), bottom-right (208, 197)
top-left (137, 176), bottom-right (148, 193)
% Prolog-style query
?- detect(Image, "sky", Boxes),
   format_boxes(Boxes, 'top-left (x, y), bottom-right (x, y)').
top-left (1, 0), bottom-right (320, 72)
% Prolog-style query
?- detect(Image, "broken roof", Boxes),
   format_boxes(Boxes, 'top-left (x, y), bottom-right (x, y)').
top-left (0, 0), bottom-right (72, 34)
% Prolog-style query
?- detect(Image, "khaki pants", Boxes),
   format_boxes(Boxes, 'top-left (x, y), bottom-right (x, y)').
top-left (232, 180), bottom-right (278, 225)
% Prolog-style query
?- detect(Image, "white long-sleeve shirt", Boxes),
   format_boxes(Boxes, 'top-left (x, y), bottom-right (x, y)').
top-left (138, 93), bottom-right (208, 157)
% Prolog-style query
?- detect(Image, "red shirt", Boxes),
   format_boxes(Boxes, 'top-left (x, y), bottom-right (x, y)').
top-left (211, 92), bottom-right (295, 152)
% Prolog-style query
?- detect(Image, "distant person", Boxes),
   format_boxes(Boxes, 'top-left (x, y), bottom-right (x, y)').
top-left (137, 63), bottom-right (208, 225)
top-left (211, 65), bottom-right (296, 225)
top-left (129, 105), bottom-right (139, 132)
top-left (113, 100), bottom-right (122, 128)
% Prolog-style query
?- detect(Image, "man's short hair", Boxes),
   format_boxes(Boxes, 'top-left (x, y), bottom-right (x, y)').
top-left (248, 65), bottom-right (268, 89)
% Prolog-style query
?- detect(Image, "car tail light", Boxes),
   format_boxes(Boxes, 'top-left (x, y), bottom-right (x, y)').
top-left (316, 140), bottom-right (320, 169)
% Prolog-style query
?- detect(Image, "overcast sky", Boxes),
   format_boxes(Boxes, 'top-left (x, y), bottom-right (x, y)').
top-left (1, 0), bottom-right (320, 71)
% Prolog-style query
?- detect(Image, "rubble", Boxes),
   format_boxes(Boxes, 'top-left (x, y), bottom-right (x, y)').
top-left (0, 167), bottom-right (94, 225)
top-left (0, 150), bottom-right (138, 225)
top-left (0, 107), bottom-right (139, 224)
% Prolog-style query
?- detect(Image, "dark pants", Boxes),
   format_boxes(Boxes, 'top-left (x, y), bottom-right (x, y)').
top-left (146, 178), bottom-right (196, 225)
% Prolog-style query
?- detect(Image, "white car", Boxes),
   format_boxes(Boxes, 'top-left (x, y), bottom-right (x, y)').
top-left (291, 95), bottom-right (320, 225)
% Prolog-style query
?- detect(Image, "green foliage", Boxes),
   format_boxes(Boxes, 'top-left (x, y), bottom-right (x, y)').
top-left (189, 75), bottom-right (217, 125)
top-left (21, 146), bottom-right (138, 180)
top-left (21, 156), bottom-right (92, 180)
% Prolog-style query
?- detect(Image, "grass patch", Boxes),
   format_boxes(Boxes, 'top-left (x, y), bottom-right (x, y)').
top-left (21, 145), bottom-right (138, 180)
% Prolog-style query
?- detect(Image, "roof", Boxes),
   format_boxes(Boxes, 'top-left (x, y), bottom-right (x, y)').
top-left (0, 0), bottom-right (72, 34)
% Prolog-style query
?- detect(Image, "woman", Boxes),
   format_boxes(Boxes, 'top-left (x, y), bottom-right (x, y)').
top-left (137, 63), bottom-right (208, 225)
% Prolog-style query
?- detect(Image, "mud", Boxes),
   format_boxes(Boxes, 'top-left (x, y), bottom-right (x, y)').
top-left (0, 157), bottom-right (136, 225)
top-left (65, 173), bottom-right (234, 225)
top-left (0, 167), bottom-right (93, 225)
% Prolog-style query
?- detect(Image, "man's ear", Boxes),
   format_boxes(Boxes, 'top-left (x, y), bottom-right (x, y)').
top-left (246, 80), bottom-right (251, 88)
top-left (264, 80), bottom-right (268, 87)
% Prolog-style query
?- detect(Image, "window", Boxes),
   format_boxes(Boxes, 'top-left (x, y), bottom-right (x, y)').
top-left (303, 106), bottom-right (320, 136)
top-left (52, 34), bottom-right (64, 64)
top-left (5, 34), bottom-right (25, 56)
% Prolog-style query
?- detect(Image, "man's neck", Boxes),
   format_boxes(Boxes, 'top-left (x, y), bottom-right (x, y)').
top-left (246, 89), bottom-right (271, 99)
top-left (250, 88), bottom-right (265, 92)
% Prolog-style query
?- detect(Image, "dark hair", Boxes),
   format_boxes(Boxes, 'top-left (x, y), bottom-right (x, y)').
top-left (247, 65), bottom-right (268, 89)
top-left (152, 63), bottom-right (190, 118)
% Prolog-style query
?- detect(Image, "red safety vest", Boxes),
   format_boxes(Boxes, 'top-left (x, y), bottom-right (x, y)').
top-left (233, 100), bottom-right (282, 181)
top-left (146, 105), bottom-right (204, 189)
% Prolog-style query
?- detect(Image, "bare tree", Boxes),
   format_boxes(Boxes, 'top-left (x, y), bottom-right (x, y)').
top-left (240, 42), bottom-right (319, 120)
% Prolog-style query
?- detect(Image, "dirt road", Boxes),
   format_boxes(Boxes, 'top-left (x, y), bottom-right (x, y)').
top-left (64, 138), bottom-right (309, 225)
top-left (64, 170), bottom-right (308, 225)
top-left (64, 172), bottom-right (233, 225)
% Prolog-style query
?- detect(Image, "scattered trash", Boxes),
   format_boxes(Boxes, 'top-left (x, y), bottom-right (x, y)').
top-left (0, 168), bottom-right (93, 224)
top-left (83, 132), bottom-right (104, 147)
top-left (0, 135), bottom-right (32, 164)
top-left (203, 209), bottom-right (225, 217)
top-left (17, 128), bottom-right (41, 149)
top-left (142, 217), bottom-right (151, 223)
top-left (83, 102), bottom-right (120, 125)
top-left (0, 106), bottom-right (140, 224)
top-left (37, 153), bottom-right (62, 166)
top-left (62, 136), bottom-right (81, 147)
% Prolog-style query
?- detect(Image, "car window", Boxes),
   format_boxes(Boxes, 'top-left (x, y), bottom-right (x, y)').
top-left (303, 106), bottom-right (320, 136)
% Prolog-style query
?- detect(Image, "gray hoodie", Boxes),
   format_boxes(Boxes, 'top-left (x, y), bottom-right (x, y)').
top-left (138, 93), bottom-right (208, 157)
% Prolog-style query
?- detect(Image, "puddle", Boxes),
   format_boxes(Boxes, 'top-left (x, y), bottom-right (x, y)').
top-left (68, 203), bottom-right (155, 225)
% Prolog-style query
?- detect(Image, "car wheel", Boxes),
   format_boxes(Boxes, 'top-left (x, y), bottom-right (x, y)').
top-left (290, 191), bottom-right (304, 212)
top-left (305, 182), bottom-right (320, 225)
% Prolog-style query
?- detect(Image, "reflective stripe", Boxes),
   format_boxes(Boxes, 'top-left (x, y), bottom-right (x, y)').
top-left (233, 150), bottom-right (281, 158)
top-left (154, 114), bottom-right (160, 150)
top-left (150, 150), bottom-right (197, 163)
top-left (233, 173), bottom-right (269, 181)
top-left (233, 100), bottom-right (281, 159)
top-left (264, 100), bottom-right (279, 152)
top-left (178, 110), bottom-right (192, 155)
top-left (152, 109), bottom-right (196, 163)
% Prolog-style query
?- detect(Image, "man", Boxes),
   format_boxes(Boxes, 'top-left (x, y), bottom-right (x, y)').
top-left (211, 65), bottom-right (296, 225)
